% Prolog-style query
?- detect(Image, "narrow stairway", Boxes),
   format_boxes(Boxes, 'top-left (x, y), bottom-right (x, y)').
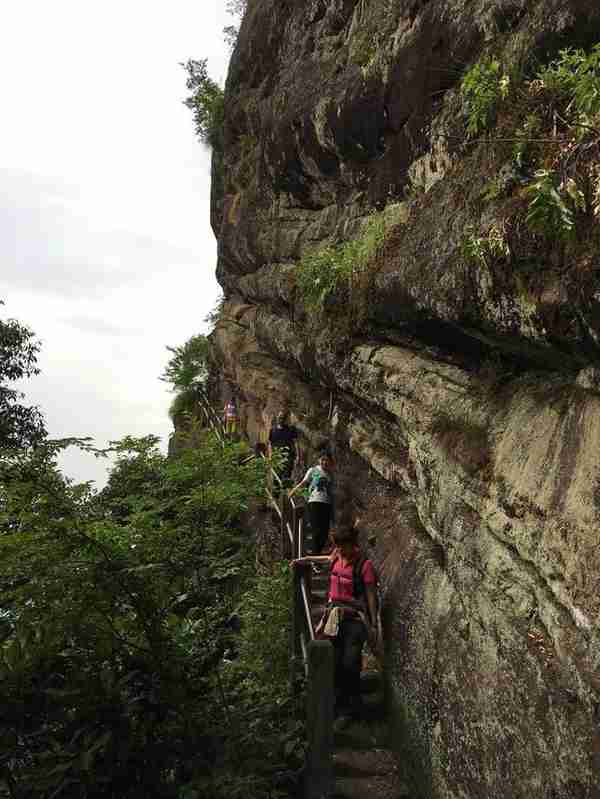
top-left (310, 559), bottom-right (408, 798)
top-left (331, 667), bottom-right (407, 799)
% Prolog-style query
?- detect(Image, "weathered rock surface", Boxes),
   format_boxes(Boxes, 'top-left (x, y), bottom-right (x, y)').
top-left (204, 0), bottom-right (600, 796)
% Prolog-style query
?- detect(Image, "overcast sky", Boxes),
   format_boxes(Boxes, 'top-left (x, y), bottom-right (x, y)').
top-left (1, 1), bottom-right (233, 486)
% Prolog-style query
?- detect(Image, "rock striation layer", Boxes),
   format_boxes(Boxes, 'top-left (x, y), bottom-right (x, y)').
top-left (206, 1), bottom-right (600, 796)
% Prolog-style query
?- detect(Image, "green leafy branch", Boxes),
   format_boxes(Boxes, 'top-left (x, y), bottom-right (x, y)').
top-left (523, 169), bottom-right (584, 239)
top-left (181, 59), bottom-right (224, 150)
top-left (461, 57), bottom-right (510, 138)
top-left (462, 224), bottom-right (510, 268)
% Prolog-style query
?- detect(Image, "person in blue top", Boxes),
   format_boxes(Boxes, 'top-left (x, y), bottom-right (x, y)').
top-left (289, 449), bottom-right (335, 554)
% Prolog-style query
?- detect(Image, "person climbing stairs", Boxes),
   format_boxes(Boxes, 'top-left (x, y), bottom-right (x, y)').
top-left (192, 398), bottom-right (406, 795)
top-left (301, 526), bottom-right (408, 798)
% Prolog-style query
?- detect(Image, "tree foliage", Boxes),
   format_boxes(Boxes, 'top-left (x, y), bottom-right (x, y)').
top-left (0, 312), bottom-right (303, 799)
top-left (182, 59), bottom-right (224, 150)
top-left (461, 57), bottom-right (510, 138)
top-left (1, 429), bottom-right (300, 798)
top-left (160, 334), bottom-right (209, 393)
top-left (536, 45), bottom-right (600, 119)
top-left (223, 0), bottom-right (247, 50)
top-left (160, 334), bottom-right (211, 423)
top-left (226, 0), bottom-right (247, 15)
top-left (523, 169), bottom-right (582, 239)
top-left (0, 303), bottom-right (45, 450)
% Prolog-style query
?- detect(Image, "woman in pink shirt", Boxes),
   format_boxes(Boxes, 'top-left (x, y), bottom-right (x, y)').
top-left (222, 397), bottom-right (238, 436)
top-left (293, 527), bottom-right (378, 716)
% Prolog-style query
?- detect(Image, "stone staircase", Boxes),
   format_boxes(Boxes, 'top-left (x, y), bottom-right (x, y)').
top-left (331, 668), bottom-right (407, 799)
top-left (310, 566), bottom-right (408, 799)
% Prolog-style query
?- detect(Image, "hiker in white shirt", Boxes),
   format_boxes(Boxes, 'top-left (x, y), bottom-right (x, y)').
top-left (289, 450), bottom-right (334, 553)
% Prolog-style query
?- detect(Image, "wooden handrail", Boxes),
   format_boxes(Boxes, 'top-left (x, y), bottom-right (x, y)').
top-left (196, 390), bottom-right (227, 446)
top-left (190, 392), bottom-right (332, 797)
top-left (300, 576), bottom-right (314, 642)
top-left (191, 396), bottom-right (315, 655)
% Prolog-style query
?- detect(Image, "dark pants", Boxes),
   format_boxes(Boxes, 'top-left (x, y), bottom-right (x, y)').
top-left (333, 619), bottom-right (366, 708)
top-left (308, 501), bottom-right (332, 554)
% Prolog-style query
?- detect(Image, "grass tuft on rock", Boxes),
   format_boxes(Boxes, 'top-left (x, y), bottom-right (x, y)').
top-left (296, 204), bottom-right (405, 317)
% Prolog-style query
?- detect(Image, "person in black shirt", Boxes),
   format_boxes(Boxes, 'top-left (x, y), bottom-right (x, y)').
top-left (268, 410), bottom-right (300, 484)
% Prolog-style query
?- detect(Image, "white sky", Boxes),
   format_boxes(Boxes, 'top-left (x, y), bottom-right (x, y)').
top-left (1, 1), bottom-right (233, 486)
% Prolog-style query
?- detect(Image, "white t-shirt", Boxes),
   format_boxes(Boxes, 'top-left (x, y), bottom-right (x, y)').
top-left (304, 465), bottom-right (333, 504)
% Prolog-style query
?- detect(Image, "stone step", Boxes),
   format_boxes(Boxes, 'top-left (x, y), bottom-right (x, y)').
top-left (333, 748), bottom-right (397, 779)
top-left (360, 670), bottom-right (382, 694)
top-left (357, 691), bottom-right (386, 722)
top-left (332, 773), bottom-right (410, 799)
top-left (333, 717), bottom-right (389, 750)
top-left (332, 696), bottom-right (386, 727)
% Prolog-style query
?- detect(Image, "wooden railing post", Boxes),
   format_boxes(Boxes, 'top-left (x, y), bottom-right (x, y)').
top-left (280, 487), bottom-right (289, 559)
top-left (298, 508), bottom-right (305, 558)
top-left (290, 563), bottom-right (303, 690)
top-left (291, 503), bottom-right (298, 560)
top-left (304, 640), bottom-right (334, 799)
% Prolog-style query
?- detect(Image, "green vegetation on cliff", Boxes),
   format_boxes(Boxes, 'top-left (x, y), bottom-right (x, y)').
top-left (223, 0), bottom-right (248, 50)
top-left (182, 59), bottom-right (224, 150)
top-left (161, 333), bottom-right (211, 421)
top-left (296, 204), bottom-right (406, 331)
top-left (460, 43), bottom-right (600, 276)
top-left (461, 57), bottom-right (510, 137)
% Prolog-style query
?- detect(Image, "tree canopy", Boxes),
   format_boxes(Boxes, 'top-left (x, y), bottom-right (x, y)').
top-left (182, 59), bottom-right (224, 150)
top-left (160, 334), bottom-right (209, 393)
top-left (0, 302), bottom-right (45, 450)
top-left (0, 311), bottom-right (303, 799)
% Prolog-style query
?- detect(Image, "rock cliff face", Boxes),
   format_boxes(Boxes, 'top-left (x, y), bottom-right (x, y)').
top-left (207, 1), bottom-right (600, 796)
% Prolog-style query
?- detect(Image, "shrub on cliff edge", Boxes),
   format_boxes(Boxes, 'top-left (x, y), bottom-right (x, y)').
top-left (182, 59), bottom-right (224, 150)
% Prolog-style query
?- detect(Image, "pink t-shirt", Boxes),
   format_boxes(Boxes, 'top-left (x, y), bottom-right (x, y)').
top-left (328, 548), bottom-right (376, 603)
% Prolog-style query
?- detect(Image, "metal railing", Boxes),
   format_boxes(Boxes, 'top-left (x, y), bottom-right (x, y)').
top-left (192, 393), bottom-right (333, 797)
top-left (194, 393), bottom-right (316, 667)
top-left (275, 482), bottom-right (334, 799)
top-left (284, 493), bottom-right (315, 678)
top-left (196, 391), bottom-right (227, 446)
